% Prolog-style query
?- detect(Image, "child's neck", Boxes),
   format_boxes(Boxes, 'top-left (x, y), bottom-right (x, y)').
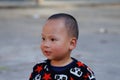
top-left (50, 57), bottom-right (73, 67)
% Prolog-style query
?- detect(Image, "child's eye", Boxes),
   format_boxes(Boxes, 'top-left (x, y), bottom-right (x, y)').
top-left (42, 37), bottom-right (45, 41)
top-left (51, 38), bottom-right (56, 41)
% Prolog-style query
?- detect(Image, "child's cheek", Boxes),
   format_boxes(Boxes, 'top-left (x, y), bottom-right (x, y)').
top-left (52, 43), bottom-right (65, 52)
top-left (40, 43), bottom-right (44, 52)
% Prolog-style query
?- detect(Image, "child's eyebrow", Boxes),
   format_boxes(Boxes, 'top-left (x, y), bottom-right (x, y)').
top-left (40, 33), bottom-right (45, 38)
top-left (41, 33), bottom-right (46, 36)
top-left (41, 33), bottom-right (55, 37)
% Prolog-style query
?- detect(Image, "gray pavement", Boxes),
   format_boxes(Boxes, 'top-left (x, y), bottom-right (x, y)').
top-left (0, 0), bottom-right (120, 8)
top-left (0, 4), bottom-right (120, 80)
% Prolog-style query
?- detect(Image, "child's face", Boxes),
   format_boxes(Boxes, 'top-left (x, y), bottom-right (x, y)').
top-left (40, 19), bottom-right (74, 61)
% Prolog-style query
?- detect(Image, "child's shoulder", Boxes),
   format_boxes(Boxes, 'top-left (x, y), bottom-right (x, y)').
top-left (72, 58), bottom-right (96, 79)
top-left (74, 58), bottom-right (94, 72)
top-left (72, 58), bottom-right (88, 68)
top-left (32, 60), bottom-right (48, 70)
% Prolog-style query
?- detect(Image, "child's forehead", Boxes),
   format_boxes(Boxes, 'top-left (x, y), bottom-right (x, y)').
top-left (41, 30), bottom-right (68, 38)
top-left (46, 18), bottom-right (65, 25)
top-left (43, 19), bottom-right (66, 30)
top-left (41, 19), bottom-right (69, 37)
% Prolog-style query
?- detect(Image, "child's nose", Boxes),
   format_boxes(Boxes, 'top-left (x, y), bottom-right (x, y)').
top-left (43, 41), bottom-right (50, 48)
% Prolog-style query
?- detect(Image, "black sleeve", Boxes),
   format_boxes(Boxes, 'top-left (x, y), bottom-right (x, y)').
top-left (29, 64), bottom-right (43, 80)
top-left (29, 64), bottom-right (38, 80)
top-left (81, 66), bottom-right (96, 80)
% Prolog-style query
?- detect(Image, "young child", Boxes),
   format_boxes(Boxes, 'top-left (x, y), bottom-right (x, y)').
top-left (29, 13), bottom-right (96, 80)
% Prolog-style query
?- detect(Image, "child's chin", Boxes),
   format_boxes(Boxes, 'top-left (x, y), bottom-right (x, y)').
top-left (47, 57), bottom-right (58, 61)
top-left (46, 56), bottom-right (53, 60)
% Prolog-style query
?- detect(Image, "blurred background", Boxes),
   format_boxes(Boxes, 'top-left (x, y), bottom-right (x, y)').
top-left (0, 0), bottom-right (120, 80)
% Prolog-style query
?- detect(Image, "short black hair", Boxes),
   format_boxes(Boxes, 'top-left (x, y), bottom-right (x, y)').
top-left (48, 13), bottom-right (79, 40)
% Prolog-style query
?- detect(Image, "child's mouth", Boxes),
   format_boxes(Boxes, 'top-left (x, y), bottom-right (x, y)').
top-left (44, 51), bottom-right (51, 56)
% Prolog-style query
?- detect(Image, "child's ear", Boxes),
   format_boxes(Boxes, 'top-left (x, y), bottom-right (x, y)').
top-left (69, 37), bottom-right (77, 51)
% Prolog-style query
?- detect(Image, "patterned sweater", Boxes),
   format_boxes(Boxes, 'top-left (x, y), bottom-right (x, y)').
top-left (29, 58), bottom-right (96, 80)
